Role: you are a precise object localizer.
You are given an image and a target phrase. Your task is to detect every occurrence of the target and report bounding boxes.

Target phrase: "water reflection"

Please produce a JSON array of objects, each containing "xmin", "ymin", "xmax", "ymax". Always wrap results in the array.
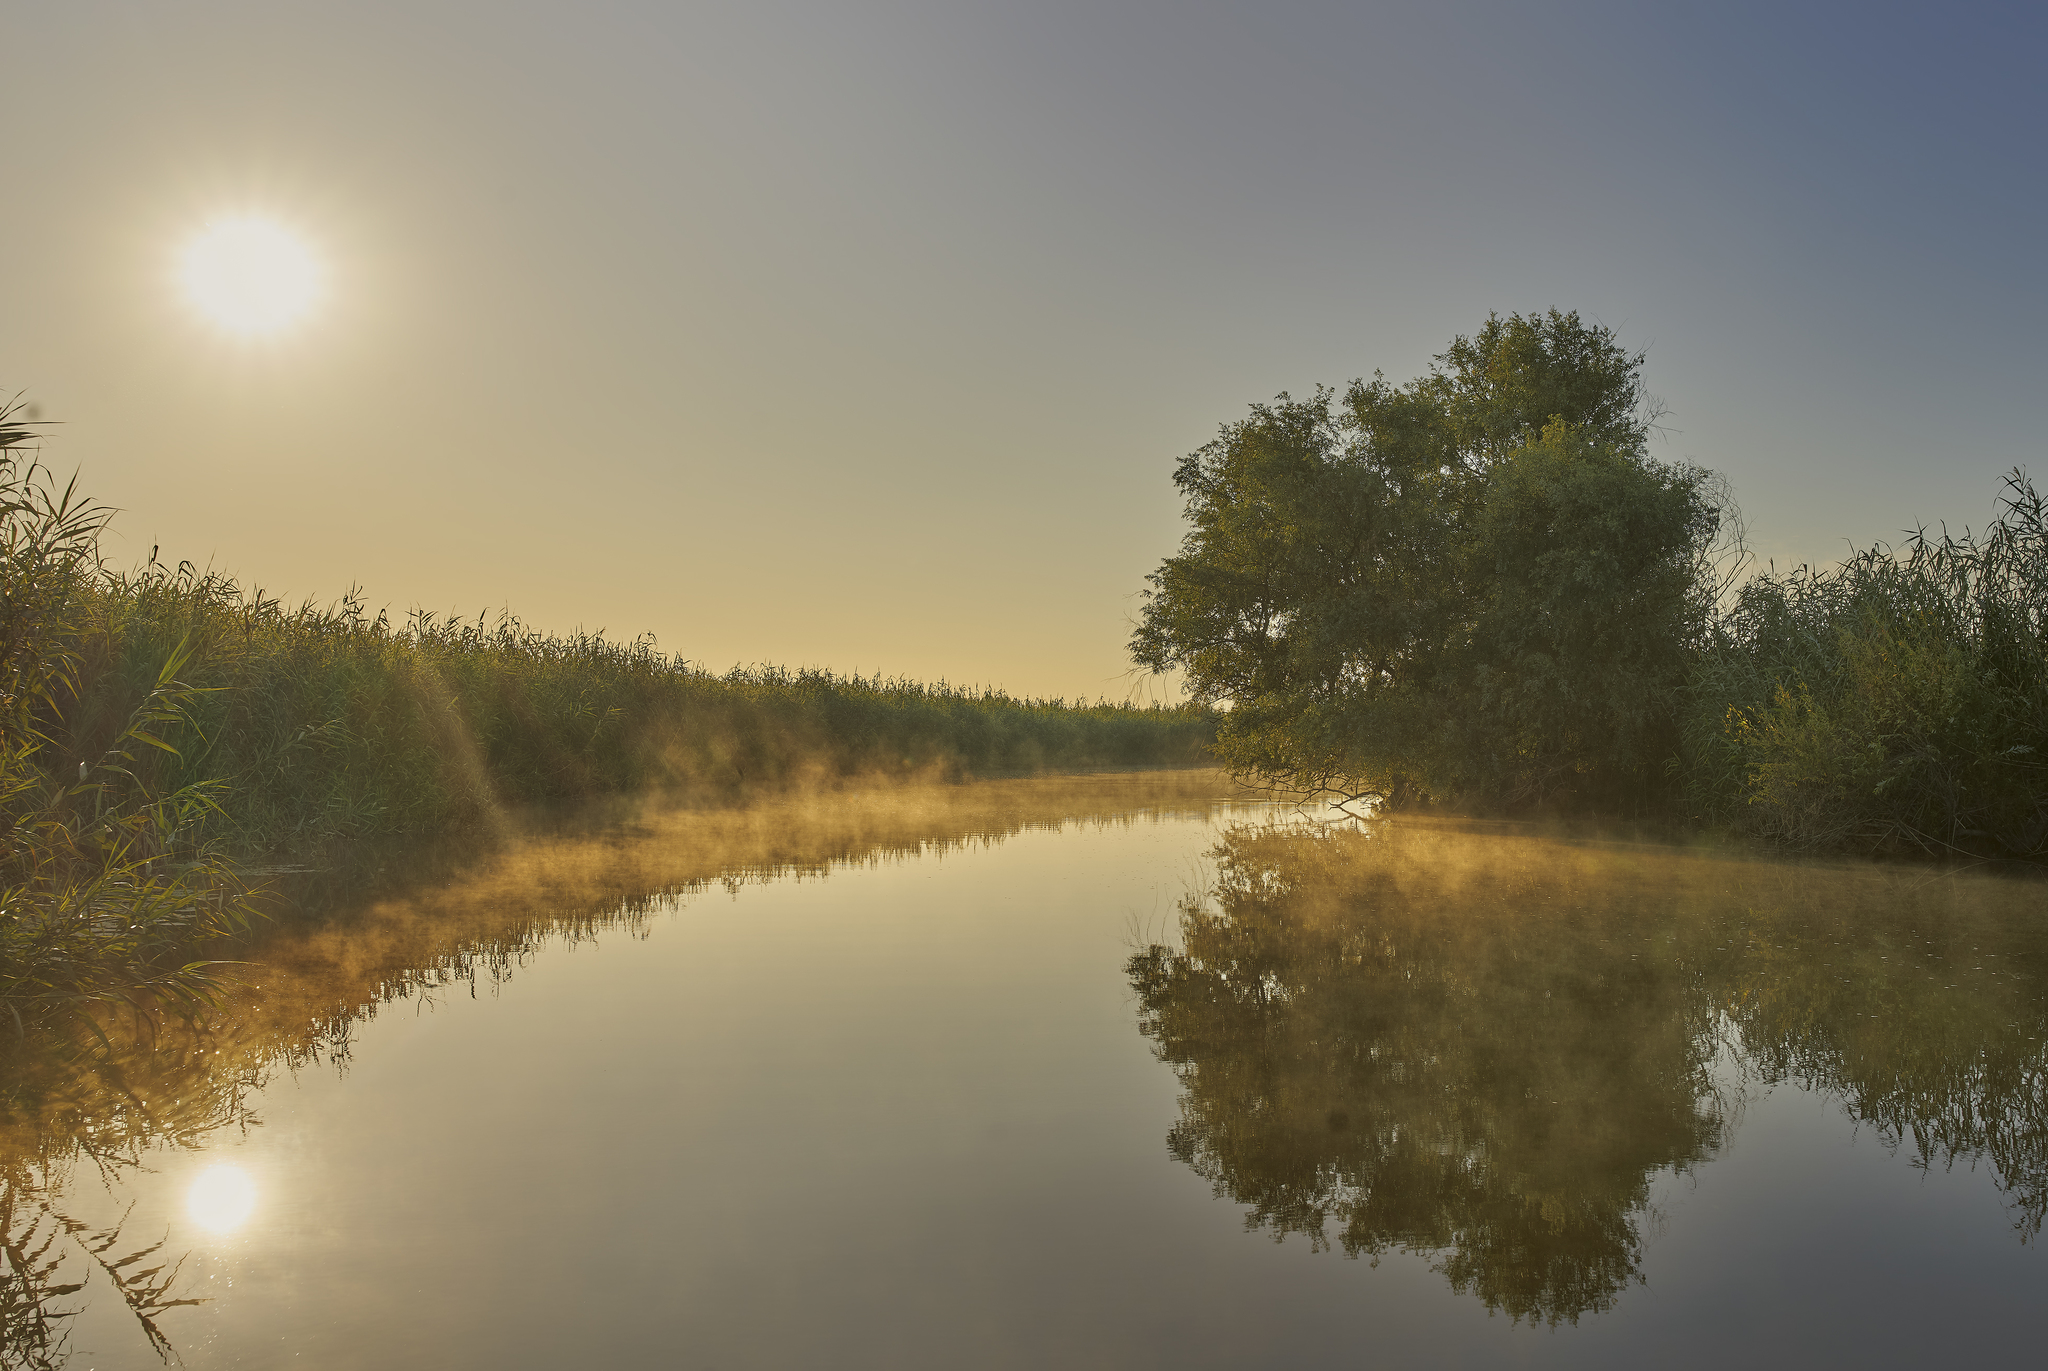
[
  {"xmin": 1128, "ymin": 819, "xmax": 2048, "ymax": 1326},
  {"xmin": 8, "ymin": 779, "xmax": 2043, "ymax": 1364},
  {"xmin": 0, "ymin": 771, "xmax": 1231, "ymax": 1365},
  {"xmin": 187, "ymin": 1165, "xmax": 257, "ymax": 1232},
  {"xmin": 0, "ymin": 1171, "xmax": 201, "ymax": 1370}
]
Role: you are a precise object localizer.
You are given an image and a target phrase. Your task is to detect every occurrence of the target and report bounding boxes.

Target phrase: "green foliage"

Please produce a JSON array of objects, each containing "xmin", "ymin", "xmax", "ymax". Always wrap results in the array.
[
  {"xmin": 1133, "ymin": 310, "xmax": 1719, "ymax": 813},
  {"xmin": 0, "ymin": 397, "xmax": 1209, "ymax": 1014},
  {"xmin": 0, "ymin": 405, "xmax": 255, "ymax": 1028},
  {"xmin": 0, "ymin": 411, "xmax": 1210, "ymax": 864},
  {"xmin": 61, "ymin": 568, "xmax": 1213, "ymax": 854},
  {"xmin": 1446, "ymin": 420, "xmax": 1717, "ymax": 807},
  {"xmin": 1134, "ymin": 309, "xmax": 2048, "ymax": 852},
  {"xmin": 1689, "ymin": 471, "xmax": 2048, "ymax": 856}
]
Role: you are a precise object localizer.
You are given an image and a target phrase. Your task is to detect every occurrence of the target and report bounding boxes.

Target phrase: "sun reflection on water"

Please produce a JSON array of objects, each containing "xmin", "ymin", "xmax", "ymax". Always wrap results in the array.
[{"xmin": 187, "ymin": 1164, "xmax": 258, "ymax": 1233}]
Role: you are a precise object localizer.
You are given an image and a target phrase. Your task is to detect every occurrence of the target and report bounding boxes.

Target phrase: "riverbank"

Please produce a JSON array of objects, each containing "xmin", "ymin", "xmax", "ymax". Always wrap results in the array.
[
  {"xmin": 0, "ymin": 409, "xmax": 1214, "ymax": 1022},
  {"xmin": 68, "ymin": 563, "xmax": 1216, "ymax": 854}
]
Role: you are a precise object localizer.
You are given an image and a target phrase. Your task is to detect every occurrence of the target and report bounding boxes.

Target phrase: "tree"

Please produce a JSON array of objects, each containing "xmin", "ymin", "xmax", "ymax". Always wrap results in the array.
[{"xmin": 1131, "ymin": 310, "xmax": 1719, "ymax": 812}]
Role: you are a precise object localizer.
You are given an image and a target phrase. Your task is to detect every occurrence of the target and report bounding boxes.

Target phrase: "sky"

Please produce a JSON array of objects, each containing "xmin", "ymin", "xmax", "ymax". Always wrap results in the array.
[{"xmin": 4, "ymin": 1, "xmax": 2043, "ymax": 700}]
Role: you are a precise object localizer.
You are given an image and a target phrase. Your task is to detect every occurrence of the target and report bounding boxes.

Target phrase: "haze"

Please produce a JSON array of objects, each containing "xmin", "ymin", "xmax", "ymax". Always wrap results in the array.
[{"xmin": 3, "ymin": 1, "xmax": 2040, "ymax": 698}]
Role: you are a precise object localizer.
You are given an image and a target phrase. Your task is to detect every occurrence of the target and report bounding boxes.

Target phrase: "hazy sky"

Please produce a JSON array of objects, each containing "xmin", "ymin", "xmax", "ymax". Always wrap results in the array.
[{"xmin": 6, "ymin": 1, "xmax": 2042, "ymax": 699}]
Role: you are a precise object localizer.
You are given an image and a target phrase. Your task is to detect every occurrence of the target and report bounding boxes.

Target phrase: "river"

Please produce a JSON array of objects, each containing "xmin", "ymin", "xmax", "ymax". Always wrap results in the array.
[{"xmin": 2, "ymin": 771, "xmax": 2041, "ymax": 1368}]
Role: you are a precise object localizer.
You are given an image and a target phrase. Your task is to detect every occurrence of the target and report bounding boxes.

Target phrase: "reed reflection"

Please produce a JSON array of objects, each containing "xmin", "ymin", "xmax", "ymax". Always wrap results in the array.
[
  {"xmin": 0, "ymin": 1164, "xmax": 203, "ymax": 1370},
  {"xmin": 0, "ymin": 771, "xmax": 1230, "ymax": 1365},
  {"xmin": 1128, "ymin": 820, "xmax": 2048, "ymax": 1326}
]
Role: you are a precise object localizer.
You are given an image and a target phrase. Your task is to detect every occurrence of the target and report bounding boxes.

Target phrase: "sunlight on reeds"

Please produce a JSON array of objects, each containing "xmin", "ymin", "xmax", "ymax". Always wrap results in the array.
[
  {"xmin": 2, "ymin": 402, "xmax": 259, "ymax": 1031},
  {"xmin": 0, "ymin": 405, "xmax": 1214, "ymax": 1020}
]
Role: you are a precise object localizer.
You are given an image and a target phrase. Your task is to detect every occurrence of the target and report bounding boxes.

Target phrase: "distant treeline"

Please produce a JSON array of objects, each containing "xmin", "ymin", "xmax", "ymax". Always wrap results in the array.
[
  {"xmin": 0, "ymin": 404, "xmax": 1210, "ymax": 1017},
  {"xmin": 1134, "ymin": 310, "xmax": 2048, "ymax": 860}
]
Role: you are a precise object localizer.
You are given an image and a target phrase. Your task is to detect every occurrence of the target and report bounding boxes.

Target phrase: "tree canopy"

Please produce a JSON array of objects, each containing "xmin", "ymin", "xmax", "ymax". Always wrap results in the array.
[{"xmin": 1132, "ymin": 310, "xmax": 1721, "ymax": 812}]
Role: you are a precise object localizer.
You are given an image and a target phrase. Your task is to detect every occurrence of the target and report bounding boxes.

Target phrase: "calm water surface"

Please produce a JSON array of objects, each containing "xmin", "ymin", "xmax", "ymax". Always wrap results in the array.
[{"xmin": 3, "ymin": 772, "xmax": 2042, "ymax": 1368}]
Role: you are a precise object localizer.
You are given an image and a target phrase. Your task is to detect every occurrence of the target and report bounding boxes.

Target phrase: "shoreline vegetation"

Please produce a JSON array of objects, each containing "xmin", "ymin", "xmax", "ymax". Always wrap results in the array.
[
  {"xmin": 8, "ymin": 305, "xmax": 2046, "ymax": 1020},
  {"xmin": 0, "ymin": 404, "xmax": 1212, "ymax": 1022},
  {"xmin": 1133, "ymin": 310, "xmax": 2047, "ymax": 862}
]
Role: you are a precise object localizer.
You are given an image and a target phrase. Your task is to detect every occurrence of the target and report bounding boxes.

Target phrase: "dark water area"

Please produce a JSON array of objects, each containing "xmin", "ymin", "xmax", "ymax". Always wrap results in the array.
[{"xmin": 2, "ymin": 774, "xmax": 2042, "ymax": 1368}]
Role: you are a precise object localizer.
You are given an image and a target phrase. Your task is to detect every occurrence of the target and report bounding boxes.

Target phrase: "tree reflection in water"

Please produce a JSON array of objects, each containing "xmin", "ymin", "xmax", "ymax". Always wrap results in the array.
[{"xmin": 1129, "ymin": 819, "xmax": 2048, "ymax": 1326}]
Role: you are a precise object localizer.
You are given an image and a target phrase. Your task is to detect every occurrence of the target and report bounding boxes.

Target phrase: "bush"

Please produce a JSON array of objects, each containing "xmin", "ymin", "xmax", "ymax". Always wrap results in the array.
[{"xmin": 1690, "ymin": 470, "xmax": 2048, "ymax": 856}]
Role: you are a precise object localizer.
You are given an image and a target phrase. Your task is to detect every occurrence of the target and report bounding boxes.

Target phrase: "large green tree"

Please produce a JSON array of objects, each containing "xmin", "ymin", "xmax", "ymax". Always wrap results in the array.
[{"xmin": 1131, "ymin": 310, "xmax": 1720, "ymax": 812}]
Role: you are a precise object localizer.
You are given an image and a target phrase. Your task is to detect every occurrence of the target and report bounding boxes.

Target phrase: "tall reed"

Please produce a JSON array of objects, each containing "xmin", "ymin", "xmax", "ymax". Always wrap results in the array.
[
  {"xmin": 0, "ymin": 405, "xmax": 255, "ymax": 1027},
  {"xmin": 0, "ymin": 402, "xmax": 1209, "ymax": 871},
  {"xmin": 62, "ymin": 563, "xmax": 1214, "ymax": 856},
  {"xmin": 1688, "ymin": 470, "xmax": 2048, "ymax": 856}
]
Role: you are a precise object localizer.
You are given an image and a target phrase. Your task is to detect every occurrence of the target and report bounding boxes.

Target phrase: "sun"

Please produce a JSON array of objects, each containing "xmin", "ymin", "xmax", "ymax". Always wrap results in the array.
[{"xmin": 178, "ymin": 216, "xmax": 326, "ymax": 338}]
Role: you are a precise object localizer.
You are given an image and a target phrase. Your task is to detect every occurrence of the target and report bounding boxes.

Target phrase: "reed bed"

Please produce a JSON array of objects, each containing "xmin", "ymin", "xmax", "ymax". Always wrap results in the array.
[
  {"xmin": 66, "ymin": 564, "xmax": 1214, "ymax": 854},
  {"xmin": 1687, "ymin": 469, "xmax": 2048, "ymax": 857},
  {"xmin": 0, "ymin": 406, "xmax": 1211, "ymax": 1019}
]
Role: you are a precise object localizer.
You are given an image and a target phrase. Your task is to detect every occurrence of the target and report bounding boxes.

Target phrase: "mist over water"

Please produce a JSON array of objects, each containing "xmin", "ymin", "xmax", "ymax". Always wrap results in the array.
[
  {"xmin": 3, "ymin": 775, "xmax": 2042, "ymax": 1368},
  {"xmin": 1131, "ymin": 819, "xmax": 2048, "ymax": 1329}
]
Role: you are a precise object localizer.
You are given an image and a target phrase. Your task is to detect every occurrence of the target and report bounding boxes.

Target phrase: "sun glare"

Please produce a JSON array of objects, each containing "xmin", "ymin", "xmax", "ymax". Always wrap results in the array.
[
  {"xmin": 178, "ymin": 216, "xmax": 325, "ymax": 337},
  {"xmin": 186, "ymin": 1163, "xmax": 259, "ymax": 1233}
]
